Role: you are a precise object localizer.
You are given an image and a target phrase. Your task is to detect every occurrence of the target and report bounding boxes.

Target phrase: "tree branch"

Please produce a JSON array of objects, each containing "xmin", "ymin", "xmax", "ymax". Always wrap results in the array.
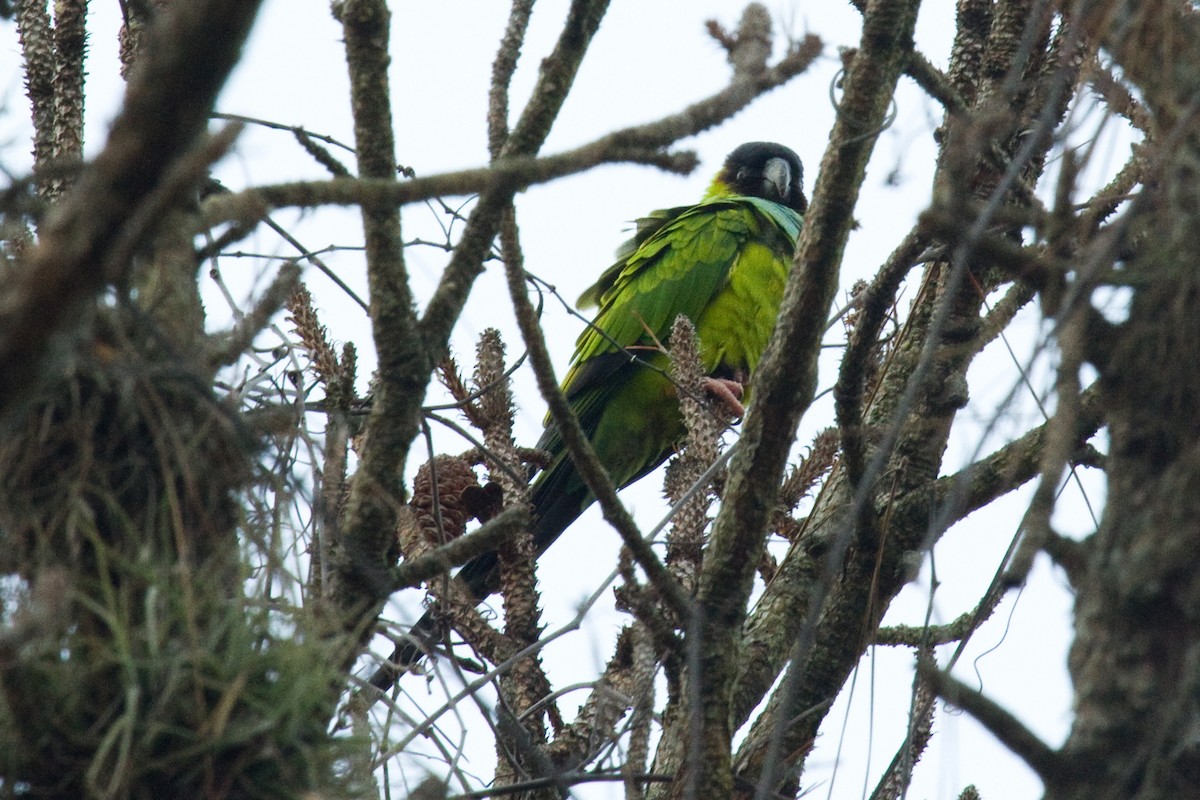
[
  {"xmin": 836, "ymin": 229, "xmax": 927, "ymax": 488},
  {"xmin": 0, "ymin": 0, "xmax": 265, "ymax": 416},
  {"xmin": 487, "ymin": 0, "xmax": 534, "ymax": 159},
  {"xmin": 199, "ymin": 145, "xmax": 698, "ymax": 227},
  {"xmin": 686, "ymin": 1, "xmax": 922, "ymax": 795},
  {"xmin": 392, "ymin": 507, "xmax": 530, "ymax": 591},
  {"xmin": 922, "ymin": 664, "xmax": 1072, "ymax": 788},
  {"xmin": 498, "ymin": 209, "xmax": 693, "ymax": 622},
  {"xmin": 331, "ymin": 0, "xmax": 424, "ymax": 627},
  {"xmin": 414, "ymin": 11, "xmax": 821, "ymax": 369},
  {"xmin": 915, "ymin": 383, "xmax": 1103, "ymax": 528}
]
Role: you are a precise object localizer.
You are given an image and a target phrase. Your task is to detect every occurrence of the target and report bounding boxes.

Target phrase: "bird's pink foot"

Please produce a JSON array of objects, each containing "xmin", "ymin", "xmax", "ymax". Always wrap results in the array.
[{"xmin": 703, "ymin": 377, "xmax": 746, "ymax": 417}]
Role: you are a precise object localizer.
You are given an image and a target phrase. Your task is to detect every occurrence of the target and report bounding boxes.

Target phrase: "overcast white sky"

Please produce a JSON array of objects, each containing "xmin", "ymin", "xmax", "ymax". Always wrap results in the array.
[{"xmin": 0, "ymin": 2, "xmax": 1130, "ymax": 798}]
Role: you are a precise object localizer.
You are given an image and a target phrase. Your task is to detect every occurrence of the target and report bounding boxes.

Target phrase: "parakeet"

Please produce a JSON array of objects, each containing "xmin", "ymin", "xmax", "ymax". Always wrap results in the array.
[{"xmin": 392, "ymin": 141, "xmax": 806, "ymax": 674}]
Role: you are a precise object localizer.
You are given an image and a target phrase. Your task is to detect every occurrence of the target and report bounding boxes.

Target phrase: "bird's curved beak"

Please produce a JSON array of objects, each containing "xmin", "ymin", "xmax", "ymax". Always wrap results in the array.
[{"xmin": 762, "ymin": 157, "xmax": 792, "ymax": 202}]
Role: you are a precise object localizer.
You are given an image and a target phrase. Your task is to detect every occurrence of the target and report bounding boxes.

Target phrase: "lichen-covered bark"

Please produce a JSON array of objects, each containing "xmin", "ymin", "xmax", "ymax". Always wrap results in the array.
[
  {"xmin": 675, "ymin": 2, "xmax": 923, "ymax": 796},
  {"xmin": 715, "ymin": 2, "xmax": 1099, "ymax": 795},
  {"xmin": 1054, "ymin": 4, "xmax": 1200, "ymax": 796}
]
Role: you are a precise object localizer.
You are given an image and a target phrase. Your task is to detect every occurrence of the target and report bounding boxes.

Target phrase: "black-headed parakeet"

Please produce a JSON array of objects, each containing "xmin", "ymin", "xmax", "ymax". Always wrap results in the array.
[{"xmin": 456, "ymin": 140, "xmax": 807, "ymax": 601}]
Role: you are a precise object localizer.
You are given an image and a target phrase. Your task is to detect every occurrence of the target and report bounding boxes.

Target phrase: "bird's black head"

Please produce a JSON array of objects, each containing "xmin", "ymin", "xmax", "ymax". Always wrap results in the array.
[{"xmin": 716, "ymin": 141, "xmax": 807, "ymax": 214}]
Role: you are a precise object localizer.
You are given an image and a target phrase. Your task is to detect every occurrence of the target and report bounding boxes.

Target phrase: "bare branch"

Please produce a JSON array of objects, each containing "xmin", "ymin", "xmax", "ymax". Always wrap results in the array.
[
  {"xmin": 487, "ymin": 0, "xmax": 534, "ymax": 158},
  {"xmin": 207, "ymin": 260, "xmax": 302, "ymax": 369},
  {"xmin": 499, "ymin": 207, "xmax": 693, "ymax": 621},
  {"xmin": 414, "ymin": 3, "xmax": 821, "ymax": 375},
  {"xmin": 691, "ymin": 1, "xmax": 923, "ymax": 794},
  {"xmin": 392, "ymin": 507, "xmax": 530, "ymax": 591},
  {"xmin": 836, "ymin": 229, "xmax": 927, "ymax": 488},
  {"xmin": 15, "ymin": 0, "xmax": 56, "ymax": 195},
  {"xmin": 923, "ymin": 663, "xmax": 1071, "ymax": 788},
  {"xmin": 51, "ymin": 0, "xmax": 86, "ymax": 168}
]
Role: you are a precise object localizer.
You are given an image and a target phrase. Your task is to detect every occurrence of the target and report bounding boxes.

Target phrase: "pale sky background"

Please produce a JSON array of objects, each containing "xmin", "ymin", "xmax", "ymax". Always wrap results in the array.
[{"xmin": 0, "ymin": 2, "xmax": 1130, "ymax": 798}]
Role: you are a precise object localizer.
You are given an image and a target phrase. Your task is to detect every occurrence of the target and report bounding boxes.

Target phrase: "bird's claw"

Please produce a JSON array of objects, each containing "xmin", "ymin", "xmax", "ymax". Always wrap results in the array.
[{"xmin": 703, "ymin": 377, "xmax": 746, "ymax": 417}]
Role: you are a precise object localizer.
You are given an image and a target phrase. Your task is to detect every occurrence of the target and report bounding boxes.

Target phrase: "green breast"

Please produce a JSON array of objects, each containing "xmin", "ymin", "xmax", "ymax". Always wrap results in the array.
[{"xmin": 693, "ymin": 239, "xmax": 791, "ymax": 380}]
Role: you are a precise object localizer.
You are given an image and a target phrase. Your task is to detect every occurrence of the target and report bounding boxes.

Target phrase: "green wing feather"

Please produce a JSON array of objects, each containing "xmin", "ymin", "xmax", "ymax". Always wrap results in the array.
[{"xmin": 566, "ymin": 195, "xmax": 801, "ymax": 390}]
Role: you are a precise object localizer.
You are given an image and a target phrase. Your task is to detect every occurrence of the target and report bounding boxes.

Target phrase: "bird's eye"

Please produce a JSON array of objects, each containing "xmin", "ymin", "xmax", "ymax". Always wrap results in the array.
[{"xmin": 736, "ymin": 167, "xmax": 751, "ymax": 183}]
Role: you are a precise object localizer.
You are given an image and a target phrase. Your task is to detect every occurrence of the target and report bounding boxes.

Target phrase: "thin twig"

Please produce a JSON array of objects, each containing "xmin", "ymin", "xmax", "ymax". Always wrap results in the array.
[
  {"xmin": 392, "ymin": 507, "xmax": 530, "ymax": 591},
  {"xmin": 498, "ymin": 207, "xmax": 693, "ymax": 622},
  {"xmin": 921, "ymin": 664, "xmax": 1070, "ymax": 786}
]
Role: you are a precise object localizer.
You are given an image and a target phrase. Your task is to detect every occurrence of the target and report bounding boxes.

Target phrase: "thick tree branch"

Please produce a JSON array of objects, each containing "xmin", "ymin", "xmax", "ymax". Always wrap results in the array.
[
  {"xmin": 848, "ymin": 0, "xmax": 965, "ymax": 112},
  {"xmin": 916, "ymin": 383, "xmax": 1103, "ymax": 527},
  {"xmin": 51, "ymin": 0, "xmax": 86, "ymax": 169},
  {"xmin": 15, "ymin": 0, "xmax": 56, "ymax": 194},
  {"xmin": 683, "ymin": 2, "xmax": 921, "ymax": 796},
  {"xmin": 332, "ymin": 0, "xmax": 424, "ymax": 625},
  {"xmin": 836, "ymin": 229, "xmax": 927, "ymax": 488}
]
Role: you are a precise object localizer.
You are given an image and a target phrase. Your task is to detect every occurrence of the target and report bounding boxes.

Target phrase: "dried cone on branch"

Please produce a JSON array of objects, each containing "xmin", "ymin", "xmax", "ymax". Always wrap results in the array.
[{"xmin": 398, "ymin": 455, "xmax": 483, "ymax": 561}]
